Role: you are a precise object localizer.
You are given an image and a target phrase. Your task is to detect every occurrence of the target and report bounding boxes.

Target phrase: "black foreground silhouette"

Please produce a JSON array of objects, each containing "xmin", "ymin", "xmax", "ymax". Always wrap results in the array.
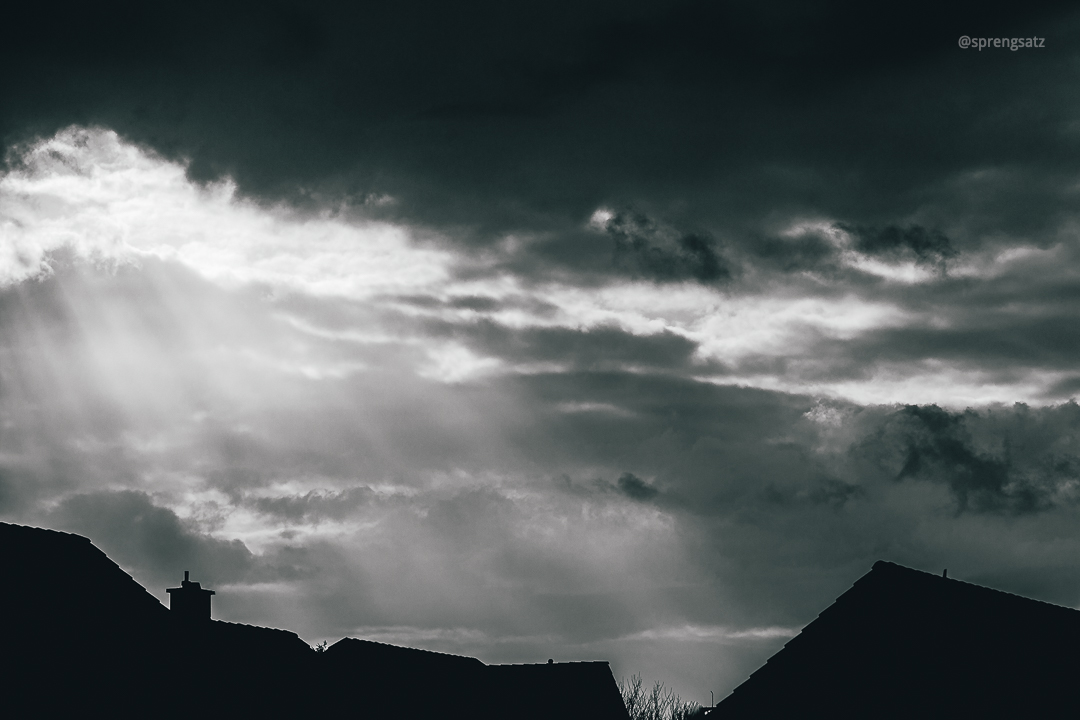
[
  {"xmin": 713, "ymin": 560, "xmax": 1079, "ymax": 719},
  {"xmin": 0, "ymin": 522, "xmax": 628, "ymax": 719}
]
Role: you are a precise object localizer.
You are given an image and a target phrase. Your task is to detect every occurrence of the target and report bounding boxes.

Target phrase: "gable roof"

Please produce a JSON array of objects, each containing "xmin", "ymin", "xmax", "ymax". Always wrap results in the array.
[
  {"xmin": 0, "ymin": 521, "xmax": 169, "ymax": 629},
  {"xmin": 714, "ymin": 561, "xmax": 1080, "ymax": 719}
]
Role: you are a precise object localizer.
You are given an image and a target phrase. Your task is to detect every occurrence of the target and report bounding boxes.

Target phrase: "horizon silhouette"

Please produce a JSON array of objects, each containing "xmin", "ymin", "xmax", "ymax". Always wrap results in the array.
[
  {"xmin": 0, "ymin": 521, "xmax": 630, "ymax": 719},
  {"xmin": 6, "ymin": 519, "xmax": 1078, "ymax": 718}
]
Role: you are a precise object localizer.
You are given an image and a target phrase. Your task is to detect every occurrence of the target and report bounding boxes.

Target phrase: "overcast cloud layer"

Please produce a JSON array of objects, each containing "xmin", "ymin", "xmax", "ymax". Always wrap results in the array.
[{"xmin": 3, "ymin": 0, "xmax": 1080, "ymax": 703}]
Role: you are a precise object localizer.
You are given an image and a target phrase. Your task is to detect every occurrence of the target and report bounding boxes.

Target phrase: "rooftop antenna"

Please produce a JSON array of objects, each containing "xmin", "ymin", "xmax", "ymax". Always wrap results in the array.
[
  {"xmin": 711, "ymin": 691, "xmax": 714, "ymax": 707},
  {"xmin": 942, "ymin": 569, "xmax": 948, "ymax": 578}
]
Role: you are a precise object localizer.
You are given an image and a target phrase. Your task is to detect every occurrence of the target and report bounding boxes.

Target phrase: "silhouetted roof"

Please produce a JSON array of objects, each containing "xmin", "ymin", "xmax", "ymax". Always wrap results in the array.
[
  {"xmin": 0, "ymin": 521, "xmax": 629, "ymax": 720},
  {"xmin": 318, "ymin": 640, "xmax": 628, "ymax": 719},
  {"xmin": 0, "ymin": 521, "xmax": 169, "ymax": 627},
  {"xmin": 485, "ymin": 661, "xmax": 629, "ymax": 720},
  {"xmin": 1, "ymin": 522, "xmax": 315, "ymax": 717},
  {"xmin": 714, "ymin": 561, "xmax": 1080, "ymax": 719},
  {"xmin": 325, "ymin": 636, "xmax": 487, "ymax": 671}
]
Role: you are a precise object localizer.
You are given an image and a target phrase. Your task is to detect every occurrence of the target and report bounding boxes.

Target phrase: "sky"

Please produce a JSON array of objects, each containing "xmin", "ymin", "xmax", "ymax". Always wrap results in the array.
[{"xmin": 3, "ymin": 0, "xmax": 1080, "ymax": 704}]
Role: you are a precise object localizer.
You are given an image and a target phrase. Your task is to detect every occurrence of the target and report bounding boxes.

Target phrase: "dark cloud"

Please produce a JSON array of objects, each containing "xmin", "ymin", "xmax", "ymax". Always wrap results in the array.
[
  {"xmin": 749, "ymin": 233, "xmax": 838, "ymax": 273},
  {"xmin": 48, "ymin": 490, "xmax": 254, "ymax": 587},
  {"xmin": 510, "ymin": 371, "xmax": 820, "ymax": 489},
  {"xmin": 1047, "ymin": 375, "xmax": 1080, "ymax": 398},
  {"xmin": 808, "ymin": 478, "xmax": 864, "ymax": 507},
  {"xmin": 891, "ymin": 406, "xmax": 1032, "ymax": 513},
  {"xmin": 603, "ymin": 212, "xmax": 731, "ymax": 283},
  {"xmin": 250, "ymin": 487, "xmax": 375, "ymax": 523},
  {"xmin": 740, "ymin": 222, "xmax": 958, "ymax": 281},
  {"xmin": 850, "ymin": 403, "xmax": 1080, "ymax": 515},
  {"xmin": 3, "ymin": 0, "xmax": 1074, "ymax": 260},
  {"xmin": 762, "ymin": 476, "xmax": 863, "ymax": 509},
  {"xmin": 818, "ymin": 316, "xmax": 1080, "ymax": 383},
  {"xmin": 461, "ymin": 321, "xmax": 701, "ymax": 372},
  {"xmin": 617, "ymin": 473, "xmax": 659, "ymax": 501},
  {"xmin": 842, "ymin": 224, "xmax": 958, "ymax": 266}
]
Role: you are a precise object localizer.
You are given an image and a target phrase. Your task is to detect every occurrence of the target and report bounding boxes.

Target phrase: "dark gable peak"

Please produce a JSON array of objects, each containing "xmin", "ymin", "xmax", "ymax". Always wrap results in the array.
[{"xmin": 715, "ymin": 560, "xmax": 1080, "ymax": 719}]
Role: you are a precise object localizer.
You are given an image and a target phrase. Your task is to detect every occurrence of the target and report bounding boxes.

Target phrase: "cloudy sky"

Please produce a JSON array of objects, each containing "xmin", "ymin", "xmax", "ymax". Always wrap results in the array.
[{"xmin": 4, "ymin": 0, "xmax": 1080, "ymax": 702}]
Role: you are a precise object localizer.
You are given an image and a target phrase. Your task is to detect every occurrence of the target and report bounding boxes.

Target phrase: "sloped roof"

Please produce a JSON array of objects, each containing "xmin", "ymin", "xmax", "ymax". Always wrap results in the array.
[
  {"xmin": 325, "ymin": 636, "xmax": 487, "ymax": 672},
  {"xmin": 714, "ymin": 561, "xmax": 1080, "ymax": 719},
  {"xmin": 484, "ymin": 661, "xmax": 629, "ymax": 720},
  {"xmin": 0, "ymin": 521, "xmax": 169, "ymax": 629}
]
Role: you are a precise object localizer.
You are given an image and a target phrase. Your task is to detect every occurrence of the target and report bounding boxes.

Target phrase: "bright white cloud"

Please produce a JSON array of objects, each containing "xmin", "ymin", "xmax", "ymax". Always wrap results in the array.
[
  {"xmin": 0, "ymin": 126, "xmax": 452, "ymax": 297},
  {"xmin": 620, "ymin": 625, "xmax": 800, "ymax": 642},
  {"xmin": 418, "ymin": 343, "xmax": 504, "ymax": 383}
]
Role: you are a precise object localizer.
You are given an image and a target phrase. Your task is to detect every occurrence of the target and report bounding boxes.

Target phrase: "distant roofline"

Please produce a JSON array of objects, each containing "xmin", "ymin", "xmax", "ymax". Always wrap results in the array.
[
  {"xmin": 490, "ymin": 661, "xmax": 612, "ymax": 667},
  {"xmin": 329, "ymin": 638, "xmax": 611, "ymax": 668},
  {"xmin": 330, "ymin": 637, "xmax": 485, "ymax": 663}
]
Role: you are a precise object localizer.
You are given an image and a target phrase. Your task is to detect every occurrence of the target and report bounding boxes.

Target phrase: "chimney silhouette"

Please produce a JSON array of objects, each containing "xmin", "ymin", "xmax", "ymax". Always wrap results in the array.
[{"xmin": 166, "ymin": 570, "xmax": 215, "ymax": 621}]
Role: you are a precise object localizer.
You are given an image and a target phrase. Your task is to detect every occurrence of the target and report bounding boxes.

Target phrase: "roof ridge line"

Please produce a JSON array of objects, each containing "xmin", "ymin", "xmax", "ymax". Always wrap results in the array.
[{"xmin": 870, "ymin": 560, "xmax": 1080, "ymax": 614}]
